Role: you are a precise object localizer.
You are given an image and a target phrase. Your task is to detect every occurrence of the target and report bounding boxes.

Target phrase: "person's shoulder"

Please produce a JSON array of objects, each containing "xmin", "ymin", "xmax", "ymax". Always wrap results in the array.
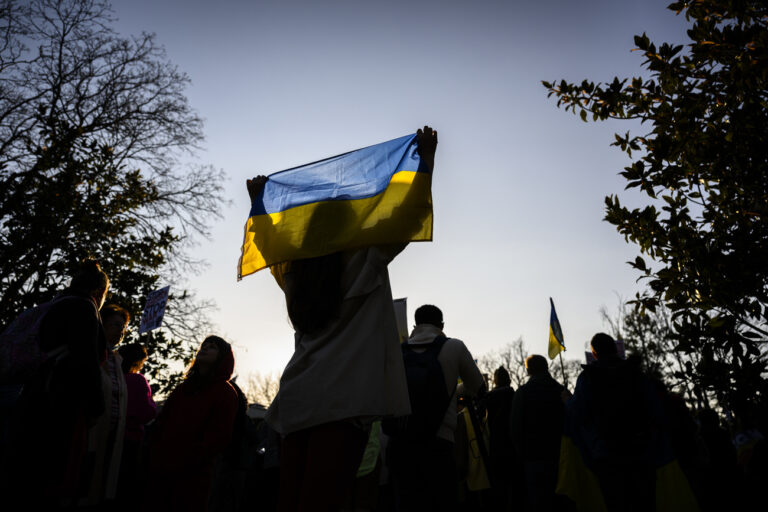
[
  {"xmin": 488, "ymin": 386, "xmax": 515, "ymax": 401},
  {"xmin": 443, "ymin": 336, "xmax": 467, "ymax": 349},
  {"xmin": 545, "ymin": 374, "xmax": 566, "ymax": 392},
  {"xmin": 125, "ymin": 372, "xmax": 150, "ymax": 386},
  {"xmin": 215, "ymin": 380, "xmax": 239, "ymax": 401},
  {"xmin": 49, "ymin": 292, "xmax": 95, "ymax": 315},
  {"xmin": 516, "ymin": 379, "xmax": 531, "ymax": 392},
  {"xmin": 574, "ymin": 368, "xmax": 591, "ymax": 387},
  {"xmin": 438, "ymin": 337, "xmax": 468, "ymax": 358},
  {"xmin": 443, "ymin": 337, "xmax": 477, "ymax": 361},
  {"xmin": 367, "ymin": 243, "xmax": 407, "ymax": 265},
  {"xmin": 218, "ymin": 381, "xmax": 241, "ymax": 411}
]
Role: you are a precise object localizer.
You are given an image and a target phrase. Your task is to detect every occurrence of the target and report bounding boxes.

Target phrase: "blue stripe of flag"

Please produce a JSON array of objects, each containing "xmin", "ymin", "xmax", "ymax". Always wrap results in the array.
[{"xmin": 249, "ymin": 133, "xmax": 427, "ymax": 216}]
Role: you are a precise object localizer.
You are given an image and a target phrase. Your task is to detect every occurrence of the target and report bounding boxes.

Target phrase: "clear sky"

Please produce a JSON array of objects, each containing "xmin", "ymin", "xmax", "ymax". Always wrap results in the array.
[{"xmin": 110, "ymin": 0, "xmax": 690, "ymax": 379}]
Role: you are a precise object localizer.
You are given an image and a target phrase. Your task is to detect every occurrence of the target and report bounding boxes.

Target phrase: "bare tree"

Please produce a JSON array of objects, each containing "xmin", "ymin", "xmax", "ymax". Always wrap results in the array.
[
  {"xmin": 601, "ymin": 298, "xmax": 707, "ymax": 408},
  {"xmin": 245, "ymin": 372, "xmax": 281, "ymax": 407},
  {"xmin": 558, "ymin": 358, "xmax": 582, "ymax": 392},
  {"xmin": 477, "ymin": 337, "xmax": 581, "ymax": 390},
  {"xmin": 0, "ymin": 0, "xmax": 225, "ymax": 391},
  {"xmin": 478, "ymin": 337, "xmax": 529, "ymax": 389}
]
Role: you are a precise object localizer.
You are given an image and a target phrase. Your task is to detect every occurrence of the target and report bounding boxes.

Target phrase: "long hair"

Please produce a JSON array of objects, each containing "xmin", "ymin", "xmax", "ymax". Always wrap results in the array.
[
  {"xmin": 184, "ymin": 335, "xmax": 234, "ymax": 392},
  {"xmin": 285, "ymin": 252, "xmax": 344, "ymax": 334},
  {"xmin": 101, "ymin": 303, "xmax": 130, "ymax": 324},
  {"xmin": 494, "ymin": 366, "xmax": 511, "ymax": 388},
  {"xmin": 118, "ymin": 343, "xmax": 148, "ymax": 374},
  {"xmin": 70, "ymin": 259, "xmax": 109, "ymax": 294}
]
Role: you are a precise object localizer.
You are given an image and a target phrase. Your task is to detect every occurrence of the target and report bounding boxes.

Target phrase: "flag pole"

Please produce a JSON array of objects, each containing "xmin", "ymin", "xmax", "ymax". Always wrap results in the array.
[{"xmin": 558, "ymin": 351, "xmax": 568, "ymax": 391}]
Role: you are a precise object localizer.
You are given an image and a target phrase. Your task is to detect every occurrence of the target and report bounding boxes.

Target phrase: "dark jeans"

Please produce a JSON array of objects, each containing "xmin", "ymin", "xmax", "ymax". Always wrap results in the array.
[
  {"xmin": 388, "ymin": 436, "xmax": 458, "ymax": 512},
  {"xmin": 523, "ymin": 459, "xmax": 558, "ymax": 512}
]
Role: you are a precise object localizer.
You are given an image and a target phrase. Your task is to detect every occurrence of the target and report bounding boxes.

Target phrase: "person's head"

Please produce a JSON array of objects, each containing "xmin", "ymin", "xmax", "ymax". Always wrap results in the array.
[
  {"xmin": 300, "ymin": 201, "xmax": 357, "ymax": 251},
  {"xmin": 101, "ymin": 303, "xmax": 130, "ymax": 349},
  {"xmin": 285, "ymin": 252, "xmax": 344, "ymax": 334},
  {"xmin": 590, "ymin": 332, "xmax": 618, "ymax": 360},
  {"xmin": 70, "ymin": 259, "xmax": 109, "ymax": 308},
  {"xmin": 185, "ymin": 335, "xmax": 235, "ymax": 389},
  {"xmin": 118, "ymin": 343, "xmax": 148, "ymax": 374},
  {"xmin": 283, "ymin": 201, "xmax": 358, "ymax": 335},
  {"xmin": 493, "ymin": 366, "xmax": 511, "ymax": 388},
  {"xmin": 525, "ymin": 354, "xmax": 549, "ymax": 377},
  {"xmin": 414, "ymin": 304, "xmax": 443, "ymax": 329}
]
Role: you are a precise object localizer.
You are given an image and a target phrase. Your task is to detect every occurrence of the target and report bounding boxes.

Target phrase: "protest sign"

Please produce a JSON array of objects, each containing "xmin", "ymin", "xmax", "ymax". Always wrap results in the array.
[
  {"xmin": 138, "ymin": 286, "xmax": 170, "ymax": 334},
  {"xmin": 393, "ymin": 298, "xmax": 408, "ymax": 343}
]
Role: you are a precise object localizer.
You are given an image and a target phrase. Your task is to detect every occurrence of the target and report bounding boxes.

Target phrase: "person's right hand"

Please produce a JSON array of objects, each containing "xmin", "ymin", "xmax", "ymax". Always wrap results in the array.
[{"xmin": 247, "ymin": 175, "xmax": 268, "ymax": 202}]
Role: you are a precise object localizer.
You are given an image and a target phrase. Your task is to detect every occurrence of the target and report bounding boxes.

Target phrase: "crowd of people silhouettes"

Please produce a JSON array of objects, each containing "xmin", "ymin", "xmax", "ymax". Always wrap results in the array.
[{"xmin": 0, "ymin": 126, "xmax": 765, "ymax": 511}]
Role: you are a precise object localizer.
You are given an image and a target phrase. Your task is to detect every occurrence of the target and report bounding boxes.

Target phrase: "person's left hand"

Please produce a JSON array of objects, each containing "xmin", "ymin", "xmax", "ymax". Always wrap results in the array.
[{"xmin": 247, "ymin": 175, "xmax": 268, "ymax": 202}]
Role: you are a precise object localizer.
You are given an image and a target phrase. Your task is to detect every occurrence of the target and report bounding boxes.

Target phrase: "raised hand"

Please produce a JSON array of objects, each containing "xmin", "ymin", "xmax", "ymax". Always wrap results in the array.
[
  {"xmin": 416, "ymin": 125, "xmax": 438, "ymax": 172},
  {"xmin": 246, "ymin": 175, "xmax": 268, "ymax": 202}
]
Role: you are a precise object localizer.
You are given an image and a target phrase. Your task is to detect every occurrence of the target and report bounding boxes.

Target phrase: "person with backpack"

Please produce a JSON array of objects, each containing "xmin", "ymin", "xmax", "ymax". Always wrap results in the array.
[
  {"xmin": 386, "ymin": 304, "xmax": 484, "ymax": 512},
  {"xmin": 1, "ymin": 259, "xmax": 110, "ymax": 508}
]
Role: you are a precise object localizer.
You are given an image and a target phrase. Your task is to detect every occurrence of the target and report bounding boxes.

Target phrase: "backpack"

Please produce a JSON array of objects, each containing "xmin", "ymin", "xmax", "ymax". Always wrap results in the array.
[
  {"xmin": 382, "ymin": 335, "xmax": 451, "ymax": 441},
  {"xmin": 0, "ymin": 297, "xmax": 71, "ymax": 384}
]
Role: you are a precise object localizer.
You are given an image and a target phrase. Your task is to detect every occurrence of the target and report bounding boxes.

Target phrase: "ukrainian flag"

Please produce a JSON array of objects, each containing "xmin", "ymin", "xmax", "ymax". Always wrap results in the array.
[
  {"xmin": 556, "ymin": 373, "xmax": 700, "ymax": 511},
  {"xmin": 548, "ymin": 297, "xmax": 565, "ymax": 359},
  {"xmin": 238, "ymin": 133, "xmax": 433, "ymax": 279}
]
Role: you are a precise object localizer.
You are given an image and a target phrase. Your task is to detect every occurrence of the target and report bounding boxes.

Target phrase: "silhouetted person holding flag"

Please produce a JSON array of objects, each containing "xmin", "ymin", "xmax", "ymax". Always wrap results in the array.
[{"xmin": 245, "ymin": 127, "xmax": 438, "ymax": 512}]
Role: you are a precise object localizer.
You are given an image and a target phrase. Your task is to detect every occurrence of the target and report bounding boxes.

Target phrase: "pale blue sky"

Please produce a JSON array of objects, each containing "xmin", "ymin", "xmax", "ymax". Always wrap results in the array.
[{"xmin": 111, "ymin": 0, "xmax": 690, "ymax": 377}]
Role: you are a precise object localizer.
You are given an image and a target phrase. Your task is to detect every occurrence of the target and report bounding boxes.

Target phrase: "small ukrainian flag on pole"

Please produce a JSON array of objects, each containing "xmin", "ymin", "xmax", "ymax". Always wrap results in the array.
[{"xmin": 548, "ymin": 297, "xmax": 565, "ymax": 359}]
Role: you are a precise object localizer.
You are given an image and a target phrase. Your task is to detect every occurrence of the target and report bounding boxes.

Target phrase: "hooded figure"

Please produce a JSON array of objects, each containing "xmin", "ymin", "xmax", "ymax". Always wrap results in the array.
[{"xmin": 146, "ymin": 336, "xmax": 238, "ymax": 512}]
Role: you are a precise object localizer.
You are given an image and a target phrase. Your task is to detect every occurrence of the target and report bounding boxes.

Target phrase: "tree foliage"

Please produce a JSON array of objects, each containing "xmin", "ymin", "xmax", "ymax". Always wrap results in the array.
[
  {"xmin": 0, "ymin": 0, "xmax": 225, "ymax": 393},
  {"xmin": 544, "ymin": 0, "xmax": 768, "ymax": 418}
]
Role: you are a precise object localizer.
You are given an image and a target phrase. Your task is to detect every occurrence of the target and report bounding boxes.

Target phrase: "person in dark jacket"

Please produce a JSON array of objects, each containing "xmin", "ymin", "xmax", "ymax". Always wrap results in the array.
[
  {"xmin": 481, "ymin": 366, "xmax": 517, "ymax": 511},
  {"xmin": 208, "ymin": 379, "xmax": 250, "ymax": 512},
  {"xmin": 4, "ymin": 259, "xmax": 110, "ymax": 509},
  {"xmin": 509, "ymin": 354, "xmax": 565, "ymax": 512},
  {"xmin": 146, "ymin": 335, "xmax": 238, "ymax": 512},
  {"xmin": 566, "ymin": 333, "xmax": 662, "ymax": 512}
]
